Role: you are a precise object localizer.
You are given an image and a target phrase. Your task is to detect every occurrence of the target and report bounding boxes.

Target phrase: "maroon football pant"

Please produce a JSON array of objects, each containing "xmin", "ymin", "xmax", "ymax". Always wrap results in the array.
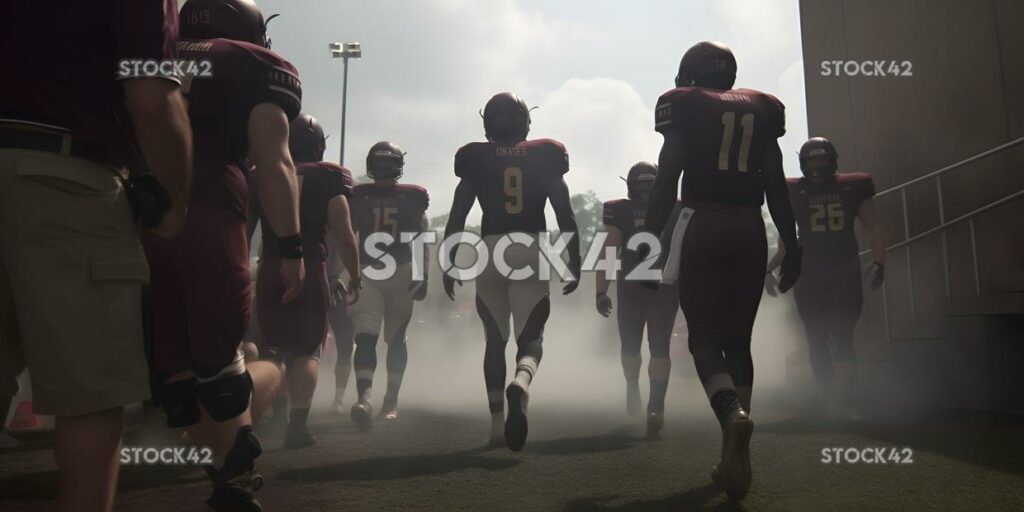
[
  {"xmin": 675, "ymin": 204, "xmax": 764, "ymax": 417},
  {"xmin": 143, "ymin": 204, "xmax": 251, "ymax": 377},
  {"xmin": 794, "ymin": 259, "xmax": 863, "ymax": 387},
  {"xmin": 676, "ymin": 204, "xmax": 767, "ymax": 338},
  {"xmin": 256, "ymin": 259, "xmax": 329, "ymax": 360},
  {"xmin": 616, "ymin": 282, "xmax": 678, "ymax": 358}
]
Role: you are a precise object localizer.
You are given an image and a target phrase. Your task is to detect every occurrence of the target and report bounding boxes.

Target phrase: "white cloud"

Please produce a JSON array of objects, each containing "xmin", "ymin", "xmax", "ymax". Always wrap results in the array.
[{"xmin": 534, "ymin": 78, "xmax": 661, "ymax": 200}]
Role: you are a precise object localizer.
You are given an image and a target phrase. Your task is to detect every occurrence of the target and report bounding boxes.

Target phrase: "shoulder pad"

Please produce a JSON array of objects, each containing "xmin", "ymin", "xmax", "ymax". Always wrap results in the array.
[
  {"xmin": 655, "ymin": 87, "xmax": 699, "ymax": 133},
  {"xmin": 454, "ymin": 142, "xmax": 489, "ymax": 178},
  {"xmin": 231, "ymin": 41, "xmax": 302, "ymax": 121}
]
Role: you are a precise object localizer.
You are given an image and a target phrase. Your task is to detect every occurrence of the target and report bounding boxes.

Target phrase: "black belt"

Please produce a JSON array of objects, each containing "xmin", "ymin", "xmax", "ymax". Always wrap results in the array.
[{"xmin": 0, "ymin": 126, "xmax": 93, "ymax": 160}]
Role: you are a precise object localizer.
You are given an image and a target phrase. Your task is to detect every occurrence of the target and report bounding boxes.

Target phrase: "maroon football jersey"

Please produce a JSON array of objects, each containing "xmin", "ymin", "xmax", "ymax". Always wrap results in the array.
[
  {"xmin": 603, "ymin": 199, "xmax": 646, "ymax": 275},
  {"xmin": 655, "ymin": 87, "xmax": 785, "ymax": 207},
  {"xmin": 787, "ymin": 173, "xmax": 875, "ymax": 262},
  {"xmin": 256, "ymin": 162, "xmax": 352, "ymax": 262},
  {"xmin": 350, "ymin": 183, "xmax": 430, "ymax": 266},
  {"xmin": 1, "ymin": 0, "xmax": 178, "ymax": 166},
  {"xmin": 454, "ymin": 139, "xmax": 569, "ymax": 236},
  {"xmin": 178, "ymin": 38, "xmax": 301, "ymax": 213}
]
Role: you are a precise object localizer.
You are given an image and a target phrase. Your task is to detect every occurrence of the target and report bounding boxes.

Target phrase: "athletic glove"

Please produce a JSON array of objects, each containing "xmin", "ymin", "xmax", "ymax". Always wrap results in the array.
[
  {"xmin": 596, "ymin": 292, "xmax": 613, "ymax": 318},
  {"xmin": 329, "ymin": 275, "xmax": 347, "ymax": 308},
  {"xmin": 777, "ymin": 246, "xmax": 802, "ymax": 293},
  {"xmin": 764, "ymin": 271, "xmax": 779, "ymax": 297},
  {"xmin": 124, "ymin": 173, "xmax": 172, "ymax": 230},
  {"xmin": 409, "ymin": 279, "xmax": 428, "ymax": 301},
  {"xmin": 864, "ymin": 262, "xmax": 885, "ymax": 291}
]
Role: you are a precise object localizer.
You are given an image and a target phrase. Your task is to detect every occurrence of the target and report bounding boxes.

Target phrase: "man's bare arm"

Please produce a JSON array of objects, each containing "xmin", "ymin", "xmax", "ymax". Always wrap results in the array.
[
  {"xmin": 248, "ymin": 103, "xmax": 300, "ymax": 238},
  {"xmin": 123, "ymin": 78, "xmax": 192, "ymax": 236},
  {"xmin": 327, "ymin": 195, "xmax": 361, "ymax": 287},
  {"xmin": 858, "ymin": 198, "xmax": 886, "ymax": 265},
  {"xmin": 645, "ymin": 136, "xmax": 684, "ymax": 236}
]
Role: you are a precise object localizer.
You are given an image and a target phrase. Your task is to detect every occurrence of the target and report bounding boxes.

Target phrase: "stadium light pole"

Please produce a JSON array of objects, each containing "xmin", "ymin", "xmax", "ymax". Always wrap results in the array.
[{"xmin": 329, "ymin": 41, "xmax": 361, "ymax": 166}]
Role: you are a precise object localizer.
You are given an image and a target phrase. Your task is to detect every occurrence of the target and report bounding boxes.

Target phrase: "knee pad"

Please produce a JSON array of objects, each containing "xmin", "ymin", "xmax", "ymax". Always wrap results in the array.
[
  {"xmin": 515, "ymin": 338, "xmax": 543, "ymax": 364},
  {"xmin": 355, "ymin": 332, "xmax": 379, "ymax": 349},
  {"xmin": 157, "ymin": 377, "xmax": 201, "ymax": 428},
  {"xmin": 195, "ymin": 371, "xmax": 253, "ymax": 422}
]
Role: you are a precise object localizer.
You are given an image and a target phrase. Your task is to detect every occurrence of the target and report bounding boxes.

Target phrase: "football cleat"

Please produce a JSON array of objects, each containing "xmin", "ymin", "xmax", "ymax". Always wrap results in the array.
[
  {"xmin": 504, "ymin": 382, "xmax": 529, "ymax": 452},
  {"xmin": 329, "ymin": 400, "xmax": 346, "ymax": 416},
  {"xmin": 205, "ymin": 425, "xmax": 264, "ymax": 511},
  {"xmin": 0, "ymin": 432, "xmax": 19, "ymax": 449},
  {"xmin": 646, "ymin": 412, "xmax": 665, "ymax": 438},
  {"xmin": 378, "ymin": 401, "xmax": 399, "ymax": 422},
  {"xmin": 283, "ymin": 423, "xmax": 316, "ymax": 450},
  {"xmin": 350, "ymin": 401, "xmax": 374, "ymax": 432},
  {"xmin": 717, "ymin": 409, "xmax": 754, "ymax": 500}
]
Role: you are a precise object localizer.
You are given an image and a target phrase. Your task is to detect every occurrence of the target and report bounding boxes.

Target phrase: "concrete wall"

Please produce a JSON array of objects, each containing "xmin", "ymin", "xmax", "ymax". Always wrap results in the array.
[{"xmin": 799, "ymin": 0, "xmax": 1024, "ymax": 409}]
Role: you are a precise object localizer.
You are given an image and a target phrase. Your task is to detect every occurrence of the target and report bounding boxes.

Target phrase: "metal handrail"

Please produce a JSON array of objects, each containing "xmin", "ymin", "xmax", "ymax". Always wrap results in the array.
[
  {"xmin": 855, "ymin": 137, "xmax": 1024, "ymax": 341},
  {"xmin": 874, "ymin": 136, "xmax": 1024, "ymax": 198}
]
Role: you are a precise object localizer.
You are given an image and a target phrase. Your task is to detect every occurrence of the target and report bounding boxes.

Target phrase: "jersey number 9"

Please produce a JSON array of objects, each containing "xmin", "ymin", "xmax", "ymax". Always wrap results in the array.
[{"xmin": 504, "ymin": 166, "xmax": 524, "ymax": 215}]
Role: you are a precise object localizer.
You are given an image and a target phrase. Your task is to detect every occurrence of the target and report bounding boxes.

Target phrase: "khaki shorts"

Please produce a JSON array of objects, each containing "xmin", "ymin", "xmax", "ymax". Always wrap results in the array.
[{"xmin": 0, "ymin": 149, "xmax": 150, "ymax": 416}]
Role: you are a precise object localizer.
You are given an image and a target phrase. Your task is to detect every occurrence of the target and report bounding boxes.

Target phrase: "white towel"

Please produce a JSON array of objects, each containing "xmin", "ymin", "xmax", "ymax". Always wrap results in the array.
[{"xmin": 660, "ymin": 207, "xmax": 694, "ymax": 285}]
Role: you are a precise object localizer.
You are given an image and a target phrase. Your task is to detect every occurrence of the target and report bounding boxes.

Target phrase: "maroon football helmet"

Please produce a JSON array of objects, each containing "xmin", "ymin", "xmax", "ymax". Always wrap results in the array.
[
  {"xmin": 675, "ymin": 41, "xmax": 737, "ymax": 90},
  {"xmin": 482, "ymin": 92, "xmax": 531, "ymax": 142},
  {"xmin": 366, "ymin": 141, "xmax": 405, "ymax": 181},
  {"xmin": 180, "ymin": 0, "xmax": 275, "ymax": 48},
  {"xmin": 625, "ymin": 161, "xmax": 658, "ymax": 203},
  {"xmin": 288, "ymin": 113, "xmax": 327, "ymax": 164},
  {"xmin": 799, "ymin": 137, "xmax": 839, "ymax": 183}
]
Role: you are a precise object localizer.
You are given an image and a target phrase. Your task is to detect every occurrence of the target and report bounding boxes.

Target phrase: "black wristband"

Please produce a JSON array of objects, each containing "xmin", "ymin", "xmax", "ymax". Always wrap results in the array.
[{"xmin": 278, "ymin": 234, "xmax": 303, "ymax": 259}]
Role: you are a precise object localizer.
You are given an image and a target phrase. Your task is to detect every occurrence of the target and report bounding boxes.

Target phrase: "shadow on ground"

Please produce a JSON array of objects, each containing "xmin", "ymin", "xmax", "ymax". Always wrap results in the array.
[
  {"xmin": 525, "ymin": 426, "xmax": 641, "ymax": 456},
  {"xmin": 278, "ymin": 446, "xmax": 519, "ymax": 482},
  {"xmin": 0, "ymin": 465, "xmax": 205, "ymax": 500},
  {"xmin": 563, "ymin": 484, "xmax": 744, "ymax": 512}
]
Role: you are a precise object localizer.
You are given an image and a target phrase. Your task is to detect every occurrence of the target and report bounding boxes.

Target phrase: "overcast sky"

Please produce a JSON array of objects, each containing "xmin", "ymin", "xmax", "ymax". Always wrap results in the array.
[{"xmin": 257, "ymin": 0, "xmax": 808, "ymax": 219}]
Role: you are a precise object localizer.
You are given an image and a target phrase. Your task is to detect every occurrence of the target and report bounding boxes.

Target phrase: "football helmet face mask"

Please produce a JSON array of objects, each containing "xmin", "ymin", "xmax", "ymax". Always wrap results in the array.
[
  {"xmin": 625, "ymin": 161, "xmax": 658, "ymax": 204},
  {"xmin": 675, "ymin": 41, "xmax": 737, "ymax": 90},
  {"xmin": 799, "ymin": 137, "xmax": 839, "ymax": 184},
  {"xmin": 180, "ymin": 0, "xmax": 275, "ymax": 49},
  {"xmin": 482, "ymin": 92, "xmax": 531, "ymax": 143},
  {"xmin": 366, "ymin": 141, "xmax": 405, "ymax": 181},
  {"xmin": 288, "ymin": 113, "xmax": 327, "ymax": 164}
]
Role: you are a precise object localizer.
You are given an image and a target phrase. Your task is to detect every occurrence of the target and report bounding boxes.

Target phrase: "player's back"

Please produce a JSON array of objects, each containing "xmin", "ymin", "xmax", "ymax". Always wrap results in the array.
[
  {"xmin": 350, "ymin": 183, "xmax": 430, "ymax": 265},
  {"xmin": 655, "ymin": 87, "xmax": 785, "ymax": 208},
  {"xmin": 178, "ymin": 38, "xmax": 301, "ymax": 209},
  {"xmin": 454, "ymin": 139, "xmax": 569, "ymax": 236}
]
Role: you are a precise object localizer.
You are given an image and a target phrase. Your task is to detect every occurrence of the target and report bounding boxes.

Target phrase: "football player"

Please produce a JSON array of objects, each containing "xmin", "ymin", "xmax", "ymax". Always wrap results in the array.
[
  {"xmin": 444, "ymin": 93, "xmax": 582, "ymax": 451},
  {"xmin": 766, "ymin": 137, "xmax": 885, "ymax": 407},
  {"xmin": 645, "ymin": 42, "xmax": 801, "ymax": 500},
  {"xmin": 347, "ymin": 142, "xmax": 430, "ymax": 428},
  {"xmin": 251, "ymin": 113, "xmax": 361, "ymax": 448},
  {"xmin": 596, "ymin": 162, "xmax": 680, "ymax": 436},
  {"xmin": 142, "ymin": 1, "xmax": 304, "ymax": 509}
]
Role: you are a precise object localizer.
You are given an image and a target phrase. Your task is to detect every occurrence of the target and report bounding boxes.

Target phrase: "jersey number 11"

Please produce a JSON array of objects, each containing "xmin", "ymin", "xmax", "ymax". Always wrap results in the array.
[{"xmin": 719, "ymin": 112, "xmax": 755, "ymax": 172}]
